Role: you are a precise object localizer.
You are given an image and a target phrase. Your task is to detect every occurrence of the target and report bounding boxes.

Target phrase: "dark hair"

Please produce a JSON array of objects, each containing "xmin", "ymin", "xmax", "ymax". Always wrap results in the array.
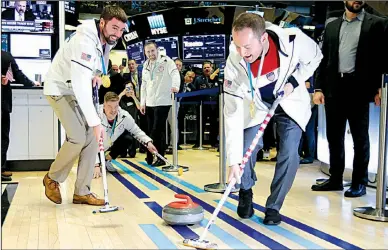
[
  {"xmin": 203, "ymin": 61, "xmax": 212, "ymax": 68},
  {"xmin": 232, "ymin": 13, "xmax": 266, "ymax": 38},
  {"xmin": 128, "ymin": 58, "xmax": 136, "ymax": 63},
  {"xmin": 104, "ymin": 91, "xmax": 120, "ymax": 102},
  {"xmin": 100, "ymin": 5, "xmax": 127, "ymax": 24}
]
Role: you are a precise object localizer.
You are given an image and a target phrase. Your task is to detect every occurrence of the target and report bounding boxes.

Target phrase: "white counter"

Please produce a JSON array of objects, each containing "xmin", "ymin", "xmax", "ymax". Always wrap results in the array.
[{"xmin": 8, "ymin": 87, "xmax": 60, "ymax": 161}]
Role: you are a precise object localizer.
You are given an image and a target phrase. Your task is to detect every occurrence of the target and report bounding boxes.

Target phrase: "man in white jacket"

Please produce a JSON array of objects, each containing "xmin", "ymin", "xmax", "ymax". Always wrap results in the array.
[
  {"xmin": 140, "ymin": 42, "xmax": 180, "ymax": 166},
  {"xmin": 225, "ymin": 13, "xmax": 322, "ymax": 225},
  {"xmin": 42, "ymin": 6, "xmax": 127, "ymax": 206},
  {"xmin": 93, "ymin": 92, "xmax": 157, "ymax": 178}
]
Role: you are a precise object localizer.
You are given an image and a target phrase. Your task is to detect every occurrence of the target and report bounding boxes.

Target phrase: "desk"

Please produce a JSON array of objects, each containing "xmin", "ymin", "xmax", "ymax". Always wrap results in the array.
[
  {"xmin": 316, "ymin": 103, "xmax": 382, "ymax": 186},
  {"xmin": 7, "ymin": 86, "xmax": 60, "ymax": 171}
]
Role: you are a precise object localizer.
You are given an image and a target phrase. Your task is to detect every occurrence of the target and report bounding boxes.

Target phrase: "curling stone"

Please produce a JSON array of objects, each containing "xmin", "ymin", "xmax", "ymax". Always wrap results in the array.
[{"xmin": 162, "ymin": 194, "xmax": 204, "ymax": 226}]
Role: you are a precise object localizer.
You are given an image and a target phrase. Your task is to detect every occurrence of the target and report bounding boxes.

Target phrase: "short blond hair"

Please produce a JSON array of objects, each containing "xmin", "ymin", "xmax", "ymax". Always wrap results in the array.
[{"xmin": 104, "ymin": 92, "xmax": 119, "ymax": 103}]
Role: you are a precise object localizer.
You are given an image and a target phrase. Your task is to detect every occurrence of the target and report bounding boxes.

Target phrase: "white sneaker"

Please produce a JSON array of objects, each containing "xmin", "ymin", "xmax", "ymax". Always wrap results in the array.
[{"xmin": 105, "ymin": 161, "xmax": 117, "ymax": 172}]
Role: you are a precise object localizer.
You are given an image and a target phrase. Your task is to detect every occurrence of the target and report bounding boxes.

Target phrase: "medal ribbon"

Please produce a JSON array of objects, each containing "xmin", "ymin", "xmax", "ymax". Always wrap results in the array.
[
  {"xmin": 101, "ymin": 55, "xmax": 107, "ymax": 76},
  {"xmin": 246, "ymin": 50, "xmax": 266, "ymax": 102}
]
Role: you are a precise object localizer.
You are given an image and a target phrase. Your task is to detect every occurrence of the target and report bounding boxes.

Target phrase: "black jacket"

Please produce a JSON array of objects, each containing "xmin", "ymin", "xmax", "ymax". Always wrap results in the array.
[
  {"xmin": 1, "ymin": 51, "xmax": 34, "ymax": 113},
  {"xmin": 315, "ymin": 12, "xmax": 388, "ymax": 102}
]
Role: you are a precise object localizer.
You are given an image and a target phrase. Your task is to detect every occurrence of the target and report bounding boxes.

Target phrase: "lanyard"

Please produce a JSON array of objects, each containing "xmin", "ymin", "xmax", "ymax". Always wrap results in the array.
[
  {"xmin": 110, "ymin": 117, "xmax": 117, "ymax": 138},
  {"xmin": 101, "ymin": 55, "xmax": 107, "ymax": 75},
  {"xmin": 246, "ymin": 51, "xmax": 265, "ymax": 101},
  {"xmin": 150, "ymin": 62, "xmax": 159, "ymax": 81}
]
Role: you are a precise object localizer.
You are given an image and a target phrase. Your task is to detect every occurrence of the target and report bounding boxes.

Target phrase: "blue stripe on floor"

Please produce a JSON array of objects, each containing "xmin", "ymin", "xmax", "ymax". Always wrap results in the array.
[
  {"xmin": 145, "ymin": 201, "xmax": 250, "ymax": 249},
  {"xmin": 110, "ymin": 172, "xmax": 149, "ymax": 199},
  {"xmin": 228, "ymin": 194, "xmax": 362, "ymax": 250},
  {"xmin": 123, "ymin": 160, "xmax": 288, "ymax": 249},
  {"xmin": 217, "ymin": 200, "xmax": 325, "ymax": 249},
  {"xmin": 144, "ymin": 201, "xmax": 198, "ymax": 239},
  {"xmin": 199, "ymin": 218, "xmax": 251, "ymax": 249},
  {"xmin": 113, "ymin": 160, "xmax": 159, "ymax": 190},
  {"xmin": 137, "ymin": 161, "xmax": 205, "ymax": 193},
  {"xmin": 139, "ymin": 224, "xmax": 177, "ymax": 249}
]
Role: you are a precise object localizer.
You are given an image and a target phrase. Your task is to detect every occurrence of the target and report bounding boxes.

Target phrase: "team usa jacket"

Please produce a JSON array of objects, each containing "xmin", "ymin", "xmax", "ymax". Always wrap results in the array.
[
  {"xmin": 95, "ymin": 105, "xmax": 152, "ymax": 164},
  {"xmin": 141, "ymin": 53, "xmax": 181, "ymax": 107},
  {"xmin": 224, "ymin": 21, "xmax": 323, "ymax": 166},
  {"xmin": 43, "ymin": 19, "xmax": 113, "ymax": 127}
]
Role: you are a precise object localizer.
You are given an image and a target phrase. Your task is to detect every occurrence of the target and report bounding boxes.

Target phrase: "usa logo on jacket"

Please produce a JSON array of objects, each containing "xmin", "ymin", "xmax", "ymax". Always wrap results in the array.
[
  {"xmin": 266, "ymin": 71, "xmax": 275, "ymax": 82},
  {"xmin": 224, "ymin": 79, "xmax": 232, "ymax": 88}
]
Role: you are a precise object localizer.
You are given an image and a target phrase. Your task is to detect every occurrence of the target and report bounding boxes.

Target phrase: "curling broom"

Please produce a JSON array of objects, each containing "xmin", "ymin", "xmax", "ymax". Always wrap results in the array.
[
  {"xmin": 183, "ymin": 92, "xmax": 284, "ymax": 249},
  {"xmin": 92, "ymin": 84, "xmax": 122, "ymax": 214}
]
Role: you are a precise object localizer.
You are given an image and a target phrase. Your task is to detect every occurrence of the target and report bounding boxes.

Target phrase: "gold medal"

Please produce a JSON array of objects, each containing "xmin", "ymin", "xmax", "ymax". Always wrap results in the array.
[
  {"xmin": 250, "ymin": 101, "xmax": 255, "ymax": 118},
  {"xmin": 101, "ymin": 75, "xmax": 111, "ymax": 88}
]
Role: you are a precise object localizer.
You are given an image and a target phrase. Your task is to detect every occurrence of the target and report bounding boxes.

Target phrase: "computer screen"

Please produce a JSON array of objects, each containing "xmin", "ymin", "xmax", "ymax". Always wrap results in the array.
[
  {"xmin": 10, "ymin": 34, "xmax": 51, "ymax": 58},
  {"xmin": 126, "ymin": 41, "xmax": 145, "ymax": 65},
  {"xmin": 1, "ymin": 1, "xmax": 54, "ymax": 33},
  {"xmin": 14, "ymin": 58, "xmax": 51, "ymax": 82},
  {"xmin": 146, "ymin": 36, "xmax": 179, "ymax": 60},
  {"xmin": 183, "ymin": 34, "xmax": 225, "ymax": 60},
  {"xmin": 1, "ymin": 34, "xmax": 9, "ymax": 52}
]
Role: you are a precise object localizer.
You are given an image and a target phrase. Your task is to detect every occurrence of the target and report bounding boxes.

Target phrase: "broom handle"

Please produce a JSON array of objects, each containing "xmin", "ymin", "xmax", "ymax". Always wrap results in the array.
[
  {"xmin": 198, "ymin": 95, "xmax": 283, "ymax": 241},
  {"xmin": 93, "ymin": 85, "xmax": 109, "ymax": 205}
]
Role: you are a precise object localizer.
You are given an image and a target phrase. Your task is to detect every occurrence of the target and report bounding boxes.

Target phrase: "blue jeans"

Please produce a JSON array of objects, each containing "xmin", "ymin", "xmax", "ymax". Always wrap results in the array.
[{"xmin": 239, "ymin": 114, "xmax": 302, "ymax": 211}]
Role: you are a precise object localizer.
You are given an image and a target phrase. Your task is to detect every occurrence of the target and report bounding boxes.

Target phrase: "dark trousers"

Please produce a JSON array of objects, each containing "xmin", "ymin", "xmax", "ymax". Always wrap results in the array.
[
  {"xmin": 109, "ymin": 131, "xmax": 133, "ymax": 159},
  {"xmin": 325, "ymin": 78, "xmax": 370, "ymax": 185},
  {"xmin": 122, "ymin": 104, "xmax": 139, "ymax": 157},
  {"xmin": 240, "ymin": 113, "xmax": 302, "ymax": 211},
  {"xmin": 1, "ymin": 110, "xmax": 10, "ymax": 169},
  {"xmin": 146, "ymin": 106, "xmax": 171, "ymax": 162},
  {"xmin": 139, "ymin": 111, "xmax": 148, "ymax": 151},
  {"xmin": 195, "ymin": 103, "xmax": 218, "ymax": 146},
  {"xmin": 299, "ymin": 105, "xmax": 318, "ymax": 160}
]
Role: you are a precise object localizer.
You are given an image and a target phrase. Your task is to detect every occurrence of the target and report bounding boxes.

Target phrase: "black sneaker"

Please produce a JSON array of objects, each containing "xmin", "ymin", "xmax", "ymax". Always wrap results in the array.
[
  {"xmin": 263, "ymin": 208, "xmax": 281, "ymax": 225},
  {"xmin": 237, "ymin": 188, "xmax": 254, "ymax": 219}
]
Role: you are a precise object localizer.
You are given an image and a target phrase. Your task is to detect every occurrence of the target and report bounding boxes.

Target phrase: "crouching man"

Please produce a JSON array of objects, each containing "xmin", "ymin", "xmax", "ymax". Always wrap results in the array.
[{"xmin": 93, "ymin": 92, "xmax": 157, "ymax": 178}]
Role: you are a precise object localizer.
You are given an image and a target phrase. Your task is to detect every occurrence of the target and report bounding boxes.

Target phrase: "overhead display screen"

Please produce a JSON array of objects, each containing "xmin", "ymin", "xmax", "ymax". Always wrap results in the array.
[
  {"xmin": 183, "ymin": 34, "xmax": 225, "ymax": 60},
  {"xmin": 10, "ymin": 34, "xmax": 51, "ymax": 58},
  {"xmin": 126, "ymin": 41, "xmax": 145, "ymax": 65},
  {"xmin": 146, "ymin": 36, "xmax": 179, "ymax": 60},
  {"xmin": 1, "ymin": 1, "xmax": 54, "ymax": 33},
  {"xmin": 147, "ymin": 14, "xmax": 168, "ymax": 35}
]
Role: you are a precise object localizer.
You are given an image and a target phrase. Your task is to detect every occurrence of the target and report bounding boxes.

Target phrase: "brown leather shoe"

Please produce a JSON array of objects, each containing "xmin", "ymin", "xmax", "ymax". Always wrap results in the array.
[
  {"xmin": 2, "ymin": 171, "xmax": 12, "ymax": 177},
  {"xmin": 73, "ymin": 193, "xmax": 105, "ymax": 206},
  {"xmin": 43, "ymin": 174, "xmax": 62, "ymax": 204}
]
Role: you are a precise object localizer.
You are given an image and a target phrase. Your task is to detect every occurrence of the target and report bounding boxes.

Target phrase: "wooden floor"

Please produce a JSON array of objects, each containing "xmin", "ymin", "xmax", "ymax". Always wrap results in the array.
[{"xmin": 2, "ymin": 148, "xmax": 388, "ymax": 249}]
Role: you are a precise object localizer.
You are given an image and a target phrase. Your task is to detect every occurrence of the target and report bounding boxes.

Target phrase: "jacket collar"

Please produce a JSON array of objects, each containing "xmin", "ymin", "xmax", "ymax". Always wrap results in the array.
[
  {"xmin": 233, "ymin": 22, "xmax": 294, "ymax": 71},
  {"xmin": 93, "ymin": 19, "xmax": 117, "ymax": 56},
  {"xmin": 144, "ymin": 53, "xmax": 168, "ymax": 71},
  {"xmin": 99, "ymin": 106, "xmax": 127, "ymax": 129}
]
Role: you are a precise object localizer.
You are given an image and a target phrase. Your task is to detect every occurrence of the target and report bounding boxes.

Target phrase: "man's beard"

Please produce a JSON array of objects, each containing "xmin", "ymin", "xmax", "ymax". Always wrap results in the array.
[
  {"xmin": 345, "ymin": 1, "xmax": 364, "ymax": 13},
  {"xmin": 102, "ymin": 27, "xmax": 118, "ymax": 45}
]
